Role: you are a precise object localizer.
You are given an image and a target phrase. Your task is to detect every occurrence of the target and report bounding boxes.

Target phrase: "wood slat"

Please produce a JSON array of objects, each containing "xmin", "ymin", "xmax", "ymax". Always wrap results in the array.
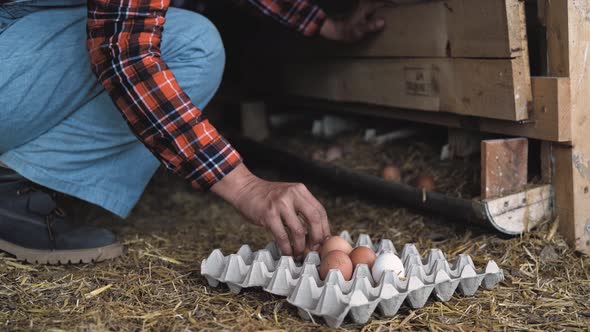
[
  {"xmin": 264, "ymin": 77, "xmax": 569, "ymax": 142},
  {"xmin": 548, "ymin": 0, "xmax": 590, "ymax": 255},
  {"xmin": 275, "ymin": 58, "xmax": 532, "ymax": 121},
  {"xmin": 481, "ymin": 138, "xmax": 529, "ymax": 199}
]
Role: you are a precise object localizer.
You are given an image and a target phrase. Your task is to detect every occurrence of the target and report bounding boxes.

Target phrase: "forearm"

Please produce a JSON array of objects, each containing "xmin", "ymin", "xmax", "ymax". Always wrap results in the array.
[
  {"xmin": 87, "ymin": 0, "xmax": 241, "ymax": 190},
  {"xmin": 210, "ymin": 164, "xmax": 257, "ymax": 206}
]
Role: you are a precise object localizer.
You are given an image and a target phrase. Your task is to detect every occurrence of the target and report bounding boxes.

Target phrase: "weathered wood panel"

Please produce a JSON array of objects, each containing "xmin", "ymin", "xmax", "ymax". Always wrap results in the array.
[
  {"xmin": 547, "ymin": 0, "xmax": 590, "ymax": 255},
  {"xmin": 271, "ymin": 0, "xmax": 528, "ymax": 59},
  {"xmin": 263, "ymin": 76, "xmax": 570, "ymax": 142},
  {"xmin": 275, "ymin": 58, "xmax": 532, "ymax": 121},
  {"xmin": 481, "ymin": 138, "xmax": 529, "ymax": 199}
]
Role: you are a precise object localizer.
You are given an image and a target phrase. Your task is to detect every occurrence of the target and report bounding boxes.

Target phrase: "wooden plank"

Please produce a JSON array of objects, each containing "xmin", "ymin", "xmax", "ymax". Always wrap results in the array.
[
  {"xmin": 270, "ymin": 0, "xmax": 527, "ymax": 59},
  {"xmin": 537, "ymin": 0, "xmax": 547, "ymax": 24},
  {"xmin": 482, "ymin": 77, "xmax": 571, "ymax": 142},
  {"xmin": 540, "ymin": 142, "xmax": 553, "ymax": 183},
  {"xmin": 276, "ymin": 58, "xmax": 531, "ymax": 121},
  {"xmin": 481, "ymin": 138, "xmax": 529, "ymax": 199},
  {"xmin": 448, "ymin": 0, "xmax": 528, "ymax": 58},
  {"xmin": 547, "ymin": 0, "xmax": 590, "ymax": 255},
  {"xmin": 292, "ymin": 1, "xmax": 448, "ymax": 58},
  {"xmin": 269, "ymin": 77, "xmax": 571, "ymax": 142},
  {"xmin": 545, "ymin": 0, "xmax": 569, "ymax": 77},
  {"xmin": 481, "ymin": 185, "xmax": 552, "ymax": 234}
]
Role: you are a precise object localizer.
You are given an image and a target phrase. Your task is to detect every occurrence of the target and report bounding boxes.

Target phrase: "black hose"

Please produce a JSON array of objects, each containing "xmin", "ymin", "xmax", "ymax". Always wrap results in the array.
[{"xmin": 232, "ymin": 137, "xmax": 483, "ymax": 224}]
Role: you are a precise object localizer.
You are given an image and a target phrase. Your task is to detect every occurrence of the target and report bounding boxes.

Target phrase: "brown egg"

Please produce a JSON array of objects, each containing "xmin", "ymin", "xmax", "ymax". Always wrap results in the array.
[
  {"xmin": 319, "ymin": 250, "xmax": 354, "ymax": 280},
  {"xmin": 349, "ymin": 246, "xmax": 377, "ymax": 269},
  {"xmin": 311, "ymin": 149, "xmax": 325, "ymax": 161},
  {"xmin": 325, "ymin": 146, "xmax": 343, "ymax": 162},
  {"xmin": 381, "ymin": 164, "xmax": 401, "ymax": 182},
  {"xmin": 320, "ymin": 236, "xmax": 353, "ymax": 258},
  {"xmin": 415, "ymin": 175, "xmax": 436, "ymax": 191}
]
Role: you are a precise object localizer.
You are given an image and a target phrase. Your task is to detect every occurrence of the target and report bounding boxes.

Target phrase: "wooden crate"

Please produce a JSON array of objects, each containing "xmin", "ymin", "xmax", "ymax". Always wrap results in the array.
[
  {"xmin": 253, "ymin": 0, "xmax": 532, "ymax": 122},
  {"xmin": 242, "ymin": 0, "xmax": 589, "ymax": 254}
]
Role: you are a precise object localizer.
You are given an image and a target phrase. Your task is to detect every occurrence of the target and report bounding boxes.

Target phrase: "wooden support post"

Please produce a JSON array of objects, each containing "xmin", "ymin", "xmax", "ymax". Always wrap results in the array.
[
  {"xmin": 481, "ymin": 138, "xmax": 529, "ymax": 199},
  {"xmin": 540, "ymin": 142, "xmax": 553, "ymax": 183},
  {"xmin": 240, "ymin": 101, "xmax": 270, "ymax": 142},
  {"xmin": 545, "ymin": 0, "xmax": 590, "ymax": 254}
]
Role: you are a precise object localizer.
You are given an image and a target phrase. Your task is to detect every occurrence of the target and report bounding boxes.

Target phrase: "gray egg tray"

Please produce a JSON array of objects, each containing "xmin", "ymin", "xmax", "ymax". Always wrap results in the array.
[{"xmin": 200, "ymin": 231, "xmax": 504, "ymax": 328}]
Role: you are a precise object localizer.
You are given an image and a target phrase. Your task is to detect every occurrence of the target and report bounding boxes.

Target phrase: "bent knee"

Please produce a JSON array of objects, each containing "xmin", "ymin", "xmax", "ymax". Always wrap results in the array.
[
  {"xmin": 163, "ymin": 8, "xmax": 225, "ymax": 103},
  {"xmin": 165, "ymin": 8, "xmax": 225, "ymax": 67}
]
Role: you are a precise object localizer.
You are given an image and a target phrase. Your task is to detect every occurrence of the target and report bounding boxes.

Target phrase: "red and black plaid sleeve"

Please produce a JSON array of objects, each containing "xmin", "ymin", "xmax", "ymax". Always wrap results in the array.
[
  {"xmin": 245, "ymin": 0, "xmax": 327, "ymax": 36},
  {"xmin": 87, "ymin": 0, "xmax": 242, "ymax": 191}
]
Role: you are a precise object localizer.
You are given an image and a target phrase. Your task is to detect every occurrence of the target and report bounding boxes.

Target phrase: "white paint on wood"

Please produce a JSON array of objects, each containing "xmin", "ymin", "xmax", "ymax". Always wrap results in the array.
[{"xmin": 482, "ymin": 185, "xmax": 552, "ymax": 234}]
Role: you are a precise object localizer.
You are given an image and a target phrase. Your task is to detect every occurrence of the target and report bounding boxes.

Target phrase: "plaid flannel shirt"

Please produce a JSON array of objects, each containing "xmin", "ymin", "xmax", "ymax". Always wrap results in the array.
[{"xmin": 87, "ymin": 0, "xmax": 326, "ymax": 190}]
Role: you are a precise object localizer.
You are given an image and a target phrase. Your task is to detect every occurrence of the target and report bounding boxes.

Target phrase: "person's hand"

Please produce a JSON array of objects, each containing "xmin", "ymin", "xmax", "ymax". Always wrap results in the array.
[
  {"xmin": 319, "ymin": 0, "xmax": 387, "ymax": 42},
  {"xmin": 211, "ymin": 164, "xmax": 330, "ymax": 259}
]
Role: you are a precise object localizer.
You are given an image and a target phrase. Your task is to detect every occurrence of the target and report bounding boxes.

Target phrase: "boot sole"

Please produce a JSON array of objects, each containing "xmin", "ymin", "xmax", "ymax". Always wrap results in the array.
[{"xmin": 0, "ymin": 238, "xmax": 124, "ymax": 265}]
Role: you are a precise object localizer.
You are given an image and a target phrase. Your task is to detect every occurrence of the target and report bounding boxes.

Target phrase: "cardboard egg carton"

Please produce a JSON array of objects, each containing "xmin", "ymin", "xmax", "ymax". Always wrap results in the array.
[{"xmin": 200, "ymin": 231, "xmax": 504, "ymax": 328}]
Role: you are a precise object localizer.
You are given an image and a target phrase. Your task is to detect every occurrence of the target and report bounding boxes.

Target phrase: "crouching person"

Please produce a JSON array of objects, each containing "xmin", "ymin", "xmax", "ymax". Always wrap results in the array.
[{"xmin": 0, "ymin": 0, "xmax": 384, "ymax": 264}]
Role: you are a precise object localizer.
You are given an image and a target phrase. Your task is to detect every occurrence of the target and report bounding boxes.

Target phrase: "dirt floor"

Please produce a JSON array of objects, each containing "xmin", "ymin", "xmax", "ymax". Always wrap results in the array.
[{"xmin": 2, "ymin": 126, "xmax": 590, "ymax": 331}]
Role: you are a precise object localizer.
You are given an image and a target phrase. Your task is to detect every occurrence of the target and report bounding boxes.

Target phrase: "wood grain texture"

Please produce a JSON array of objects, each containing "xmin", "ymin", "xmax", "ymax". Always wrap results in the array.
[
  {"xmin": 276, "ymin": 58, "xmax": 531, "ymax": 121},
  {"xmin": 481, "ymin": 138, "xmax": 529, "ymax": 199},
  {"xmin": 267, "ymin": 77, "xmax": 570, "ymax": 142},
  {"xmin": 547, "ymin": 0, "xmax": 590, "ymax": 254},
  {"xmin": 271, "ymin": 0, "xmax": 528, "ymax": 59},
  {"xmin": 482, "ymin": 185, "xmax": 552, "ymax": 234},
  {"xmin": 246, "ymin": 0, "xmax": 533, "ymax": 123}
]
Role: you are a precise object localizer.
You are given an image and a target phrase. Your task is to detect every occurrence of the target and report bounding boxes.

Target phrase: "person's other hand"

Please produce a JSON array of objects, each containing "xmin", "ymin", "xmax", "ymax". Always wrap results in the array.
[
  {"xmin": 211, "ymin": 164, "xmax": 330, "ymax": 259},
  {"xmin": 319, "ymin": 0, "xmax": 387, "ymax": 42}
]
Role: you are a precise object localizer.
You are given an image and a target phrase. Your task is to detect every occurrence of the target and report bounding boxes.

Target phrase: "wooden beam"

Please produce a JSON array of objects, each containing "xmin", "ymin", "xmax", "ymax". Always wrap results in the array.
[
  {"xmin": 477, "ymin": 77, "xmax": 570, "ymax": 142},
  {"xmin": 547, "ymin": 0, "xmax": 590, "ymax": 255},
  {"xmin": 449, "ymin": 0, "xmax": 528, "ymax": 58},
  {"xmin": 481, "ymin": 138, "xmax": 529, "ymax": 199},
  {"xmin": 268, "ymin": 76, "xmax": 570, "ymax": 143},
  {"xmin": 537, "ymin": 0, "xmax": 547, "ymax": 25},
  {"xmin": 545, "ymin": 0, "xmax": 570, "ymax": 77},
  {"xmin": 276, "ymin": 58, "xmax": 531, "ymax": 121},
  {"xmin": 540, "ymin": 142, "xmax": 553, "ymax": 183}
]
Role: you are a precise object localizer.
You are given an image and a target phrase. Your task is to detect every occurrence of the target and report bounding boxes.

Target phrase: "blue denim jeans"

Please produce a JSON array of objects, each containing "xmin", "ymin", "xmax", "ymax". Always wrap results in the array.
[{"xmin": 0, "ymin": 1, "xmax": 226, "ymax": 217}]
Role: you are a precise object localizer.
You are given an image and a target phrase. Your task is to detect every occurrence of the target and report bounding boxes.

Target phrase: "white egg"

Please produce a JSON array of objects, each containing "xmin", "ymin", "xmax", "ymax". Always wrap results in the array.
[{"xmin": 371, "ymin": 252, "xmax": 405, "ymax": 282}]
